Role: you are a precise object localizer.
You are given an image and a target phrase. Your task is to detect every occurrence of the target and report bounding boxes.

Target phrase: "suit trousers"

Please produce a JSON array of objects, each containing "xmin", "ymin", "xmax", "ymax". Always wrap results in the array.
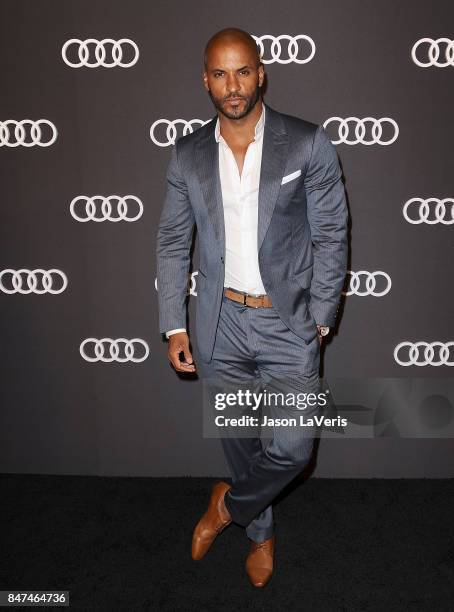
[{"xmin": 195, "ymin": 291, "xmax": 322, "ymax": 543}]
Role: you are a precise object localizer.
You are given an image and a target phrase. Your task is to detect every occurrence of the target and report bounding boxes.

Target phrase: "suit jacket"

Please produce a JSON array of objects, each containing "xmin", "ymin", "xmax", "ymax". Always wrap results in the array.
[{"xmin": 155, "ymin": 102, "xmax": 348, "ymax": 363}]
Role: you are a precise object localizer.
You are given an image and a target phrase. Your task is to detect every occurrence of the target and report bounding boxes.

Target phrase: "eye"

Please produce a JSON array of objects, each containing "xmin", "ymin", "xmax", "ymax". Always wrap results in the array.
[
  {"xmin": 214, "ymin": 72, "xmax": 223, "ymax": 78},
  {"xmin": 240, "ymin": 70, "xmax": 250, "ymax": 75}
]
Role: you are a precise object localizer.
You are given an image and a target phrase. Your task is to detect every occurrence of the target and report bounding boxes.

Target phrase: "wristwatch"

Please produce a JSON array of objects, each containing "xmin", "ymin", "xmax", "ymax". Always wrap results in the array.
[{"xmin": 317, "ymin": 325, "xmax": 330, "ymax": 337}]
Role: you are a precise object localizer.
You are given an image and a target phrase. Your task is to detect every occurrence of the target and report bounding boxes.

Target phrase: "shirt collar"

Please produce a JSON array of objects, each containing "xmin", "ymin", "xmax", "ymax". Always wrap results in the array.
[{"xmin": 214, "ymin": 101, "xmax": 265, "ymax": 143}]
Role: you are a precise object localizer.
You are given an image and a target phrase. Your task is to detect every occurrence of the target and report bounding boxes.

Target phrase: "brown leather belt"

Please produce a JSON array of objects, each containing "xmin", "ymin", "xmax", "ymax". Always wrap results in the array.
[{"xmin": 224, "ymin": 287, "xmax": 273, "ymax": 308}]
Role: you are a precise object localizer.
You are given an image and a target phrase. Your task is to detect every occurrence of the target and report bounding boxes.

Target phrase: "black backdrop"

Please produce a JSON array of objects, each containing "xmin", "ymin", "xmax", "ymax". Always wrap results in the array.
[{"xmin": 1, "ymin": 0, "xmax": 453, "ymax": 477}]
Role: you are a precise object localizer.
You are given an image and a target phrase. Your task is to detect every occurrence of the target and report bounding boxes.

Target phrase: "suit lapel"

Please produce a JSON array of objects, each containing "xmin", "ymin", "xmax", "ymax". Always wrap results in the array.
[
  {"xmin": 195, "ymin": 102, "xmax": 289, "ymax": 253},
  {"xmin": 257, "ymin": 104, "xmax": 289, "ymax": 251},
  {"xmin": 195, "ymin": 117, "xmax": 225, "ymax": 246}
]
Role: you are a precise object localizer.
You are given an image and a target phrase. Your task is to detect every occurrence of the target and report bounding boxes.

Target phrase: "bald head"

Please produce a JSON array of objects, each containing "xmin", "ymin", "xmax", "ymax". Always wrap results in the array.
[
  {"xmin": 203, "ymin": 28, "xmax": 261, "ymax": 69},
  {"xmin": 202, "ymin": 28, "xmax": 265, "ymax": 121}
]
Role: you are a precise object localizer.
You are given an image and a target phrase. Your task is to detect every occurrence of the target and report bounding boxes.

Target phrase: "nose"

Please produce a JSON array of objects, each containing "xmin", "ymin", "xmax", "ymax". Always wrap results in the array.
[{"xmin": 226, "ymin": 72, "xmax": 240, "ymax": 94}]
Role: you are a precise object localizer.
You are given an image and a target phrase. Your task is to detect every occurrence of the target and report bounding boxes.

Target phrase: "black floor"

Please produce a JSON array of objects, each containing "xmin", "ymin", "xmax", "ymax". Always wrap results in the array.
[{"xmin": 1, "ymin": 475, "xmax": 453, "ymax": 611}]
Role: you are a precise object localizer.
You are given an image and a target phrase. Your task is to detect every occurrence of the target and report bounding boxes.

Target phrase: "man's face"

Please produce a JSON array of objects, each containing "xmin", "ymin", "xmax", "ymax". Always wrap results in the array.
[{"xmin": 203, "ymin": 40, "xmax": 264, "ymax": 120}]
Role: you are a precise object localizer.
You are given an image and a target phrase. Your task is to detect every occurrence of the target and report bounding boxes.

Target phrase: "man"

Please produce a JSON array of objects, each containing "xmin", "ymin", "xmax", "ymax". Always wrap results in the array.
[{"xmin": 156, "ymin": 28, "xmax": 348, "ymax": 587}]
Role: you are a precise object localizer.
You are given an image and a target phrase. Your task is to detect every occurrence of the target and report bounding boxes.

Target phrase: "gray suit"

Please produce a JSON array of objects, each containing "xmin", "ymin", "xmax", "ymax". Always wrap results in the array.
[
  {"xmin": 156, "ymin": 102, "xmax": 348, "ymax": 542},
  {"xmin": 156, "ymin": 103, "xmax": 348, "ymax": 363}
]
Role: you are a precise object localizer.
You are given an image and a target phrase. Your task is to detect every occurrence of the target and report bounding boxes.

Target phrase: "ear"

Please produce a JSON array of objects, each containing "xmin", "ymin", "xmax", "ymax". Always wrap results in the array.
[
  {"xmin": 258, "ymin": 64, "xmax": 265, "ymax": 87},
  {"xmin": 202, "ymin": 71, "xmax": 209, "ymax": 91}
]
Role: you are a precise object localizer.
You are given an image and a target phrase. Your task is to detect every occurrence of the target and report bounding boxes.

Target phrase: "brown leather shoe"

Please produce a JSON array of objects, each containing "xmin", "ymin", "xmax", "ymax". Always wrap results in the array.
[
  {"xmin": 245, "ymin": 535, "xmax": 275, "ymax": 587},
  {"xmin": 191, "ymin": 481, "xmax": 232, "ymax": 560}
]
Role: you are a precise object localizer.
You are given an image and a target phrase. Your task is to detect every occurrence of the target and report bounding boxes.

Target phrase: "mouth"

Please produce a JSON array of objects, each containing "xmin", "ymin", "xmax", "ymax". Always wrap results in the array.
[{"xmin": 225, "ymin": 97, "xmax": 244, "ymax": 104}]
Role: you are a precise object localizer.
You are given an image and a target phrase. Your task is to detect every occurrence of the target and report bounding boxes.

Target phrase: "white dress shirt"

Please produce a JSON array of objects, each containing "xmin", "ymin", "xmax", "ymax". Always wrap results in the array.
[{"xmin": 166, "ymin": 103, "xmax": 267, "ymax": 338}]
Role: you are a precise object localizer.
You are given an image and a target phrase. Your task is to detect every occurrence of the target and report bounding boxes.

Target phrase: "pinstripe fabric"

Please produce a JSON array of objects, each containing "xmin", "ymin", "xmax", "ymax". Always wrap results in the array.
[
  {"xmin": 156, "ymin": 103, "xmax": 347, "ymax": 541},
  {"xmin": 196, "ymin": 292, "xmax": 321, "ymax": 537},
  {"xmin": 155, "ymin": 103, "xmax": 348, "ymax": 363}
]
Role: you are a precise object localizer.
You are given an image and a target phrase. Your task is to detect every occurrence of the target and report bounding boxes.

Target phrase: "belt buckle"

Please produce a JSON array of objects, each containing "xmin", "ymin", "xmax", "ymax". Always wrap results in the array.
[
  {"xmin": 230, "ymin": 288, "xmax": 262, "ymax": 308},
  {"xmin": 250, "ymin": 295, "xmax": 261, "ymax": 308},
  {"xmin": 244, "ymin": 293, "xmax": 256, "ymax": 308}
]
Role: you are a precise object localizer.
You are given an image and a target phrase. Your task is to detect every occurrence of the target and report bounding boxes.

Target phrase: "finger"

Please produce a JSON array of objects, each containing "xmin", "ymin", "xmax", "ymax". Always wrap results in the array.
[
  {"xmin": 170, "ymin": 357, "xmax": 196, "ymax": 372},
  {"xmin": 183, "ymin": 346, "xmax": 193, "ymax": 365},
  {"xmin": 168, "ymin": 350, "xmax": 196, "ymax": 372},
  {"xmin": 174, "ymin": 362, "xmax": 196, "ymax": 372}
]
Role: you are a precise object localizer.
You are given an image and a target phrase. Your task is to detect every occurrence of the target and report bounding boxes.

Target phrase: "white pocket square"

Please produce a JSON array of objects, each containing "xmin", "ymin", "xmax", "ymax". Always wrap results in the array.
[{"xmin": 281, "ymin": 169, "xmax": 301, "ymax": 185}]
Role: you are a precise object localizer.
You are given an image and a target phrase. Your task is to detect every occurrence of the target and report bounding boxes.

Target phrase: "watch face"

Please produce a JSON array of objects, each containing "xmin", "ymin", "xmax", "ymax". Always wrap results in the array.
[{"xmin": 320, "ymin": 327, "xmax": 330, "ymax": 336}]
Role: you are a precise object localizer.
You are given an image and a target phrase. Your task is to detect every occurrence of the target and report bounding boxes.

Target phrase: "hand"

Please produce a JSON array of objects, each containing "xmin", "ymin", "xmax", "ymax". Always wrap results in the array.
[
  {"xmin": 316, "ymin": 324, "xmax": 329, "ymax": 345},
  {"xmin": 167, "ymin": 332, "xmax": 196, "ymax": 373}
]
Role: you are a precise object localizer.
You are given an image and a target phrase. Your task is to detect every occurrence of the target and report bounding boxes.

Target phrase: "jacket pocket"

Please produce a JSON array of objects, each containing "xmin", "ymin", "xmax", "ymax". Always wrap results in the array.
[{"xmin": 281, "ymin": 169, "xmax": 302, "ymax": 185}]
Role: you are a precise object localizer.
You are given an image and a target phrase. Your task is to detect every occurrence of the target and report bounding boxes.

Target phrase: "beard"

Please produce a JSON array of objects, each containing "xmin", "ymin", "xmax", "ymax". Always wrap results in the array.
[{"xmin": 208, "ymin": 84, "xmax": 261, "ymax": 120}]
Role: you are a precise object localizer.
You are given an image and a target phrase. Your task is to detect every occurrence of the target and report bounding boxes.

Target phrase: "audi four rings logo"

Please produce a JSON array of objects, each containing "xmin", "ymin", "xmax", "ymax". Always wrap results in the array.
[
  {"xmin": 0, "ymin": 269, "xmax": 68, "ymax": 294},
  {"xmin": 62, "ymin": 38, "xmax": 139, "ymax": 68},
  {"xmin": 403, "ymin": 198, "xmax": 454, "ymax": 225},
  {"xmin": 0, "ymin": 120, "xmax": 57, "ymax": 147},
  {"xmin": 343, "ymin": 271, "xmax": 392, "ymax": 297},
  {"xmin": 394, "ymin": 342, "xmax": 454, "ymax": 366},
  {"xmin": 150, "ymin": 119, "xmax": 211, "ymax": 147},
  {"xmin": 323, "ymin": 117, "xmax": 399, "ymax": 145},
  {"xmin": 252, "ymin": 34, "xmax": 316, "ymax": 64},
  {"xmin": 411, "ymin": 38, "xmax": 454, "ymax": 67},
  {"xmin": 80, "ymin": 338, "xmax": 149, "ymax": 363},
  {"xmin": 70, "ymin": 195, "xmax": 144, "ymax": 222},
  {"xmin": 155, "ymin": 271, "xmax": 199, "ymax": 296}
]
